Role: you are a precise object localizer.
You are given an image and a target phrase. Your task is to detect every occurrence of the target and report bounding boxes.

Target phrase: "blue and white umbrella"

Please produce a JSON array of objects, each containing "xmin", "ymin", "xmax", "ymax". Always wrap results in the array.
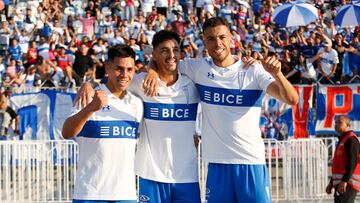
[
  {"xmin": 272, "ymin": 1, "xmax": 319, "ymax": 27},
  {"xmin": 334, "ymin": 2, "xmax": 360, "ymax": 27}
]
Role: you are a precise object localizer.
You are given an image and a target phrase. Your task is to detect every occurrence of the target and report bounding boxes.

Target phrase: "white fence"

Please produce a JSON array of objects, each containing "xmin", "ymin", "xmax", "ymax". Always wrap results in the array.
[
  {"xmin": 0, "ymin": 138, "xmax": 338, "ymax": 202},
  {"xmin": 264, "ymin": 138, "xmax": 331, "ymax": 202},
  {"xmin": 0, "ymin": 140, "xmax": 78, "ymax": 202}
]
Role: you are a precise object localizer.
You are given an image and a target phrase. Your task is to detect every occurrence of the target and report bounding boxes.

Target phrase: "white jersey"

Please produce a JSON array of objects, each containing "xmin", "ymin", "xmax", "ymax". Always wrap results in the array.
[
  {"xmin": 130, "ymin": 72, "xmax": 200, "ymax": 183},
  {"xmin": 73, "ymin": 84, "xmax": 143, "ymax": 200},
  {"xmin": 38, "ymin": 43, "xmax": 50, "ymax": 61},
  {"xmin": 18, "ymin": 35, "xmax": 30, "ymax": 54},
  {"xmin": 179, "ymin": 57, "xmax": 275, "ymax": 164},
  {"xmin": 318, "ymin": 48, "xmax": 339, "ymax": 75}
]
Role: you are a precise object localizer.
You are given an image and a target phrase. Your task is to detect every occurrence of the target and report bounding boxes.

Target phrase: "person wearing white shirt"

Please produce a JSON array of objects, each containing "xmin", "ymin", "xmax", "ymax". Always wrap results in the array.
[
  {"xmin": 145, "ymin": 17, "xmax": 298, "ymax": 203},
  {"xmin": 141, "ymin": 0, "xmax": 155, "ymax": 16},
  {"xmin": 156, "ymin": 0, "xmax": 169, "ymax": 17},
  {"xmin": 108, "ymin": 29, "xmax": 125, "ymax": 47},
  {"xmin": 62, "ymin": 45, "xmax": 142, "ymax": 203},
  {"xmin": 318, "ymin": 41, "xmax": 339, "ymax": 84},
  {"xmin": 76, "ymin": 30, "xmax": 201, "ymax": 203},
  {"xmin": 132, "ymin": 30, "xmax": 201, "ymax": 203}
]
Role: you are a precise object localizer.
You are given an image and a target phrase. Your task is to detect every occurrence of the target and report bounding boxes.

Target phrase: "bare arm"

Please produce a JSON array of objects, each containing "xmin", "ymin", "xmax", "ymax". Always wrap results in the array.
[
  {"xmin": 143, "ymin": 60, "xmax": 159, "ymax": 96},
  {"xmin": 62, "ymin": 90, "xmax": 107, "ymax": 139},
  {"xmin": 263, "ymin": 57, "xmax": 299, "ymax": 105}
]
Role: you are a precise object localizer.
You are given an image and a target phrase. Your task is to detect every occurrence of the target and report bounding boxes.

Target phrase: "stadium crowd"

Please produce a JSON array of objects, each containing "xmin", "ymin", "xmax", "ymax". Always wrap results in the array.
[{"xmin": 0, "ymin": 0, "xmax": 359, "ymax": 92}]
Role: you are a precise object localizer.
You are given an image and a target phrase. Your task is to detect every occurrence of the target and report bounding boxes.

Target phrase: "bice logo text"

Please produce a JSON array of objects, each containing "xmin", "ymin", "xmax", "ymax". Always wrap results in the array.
[
  {"xmin": 150, "ymin": 107, "xmax": 190, "ymax": 119},
  {"xmin": 144, "ymin": 103, "xmax": 198, "ymax": 121},
  {"xmin": 100, "ymin": 126, "xmax": 137, "ymax": 137}
]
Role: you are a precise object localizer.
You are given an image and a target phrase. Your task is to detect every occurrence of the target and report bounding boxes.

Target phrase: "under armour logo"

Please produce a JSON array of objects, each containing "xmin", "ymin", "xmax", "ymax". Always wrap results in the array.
[
  {"xmin": 207, "ymin": 72, "xmax": 215, "ymax": 79},
  {"xmin": 102, "ymin": 105, "xmax": 110, "ymax": 111}
]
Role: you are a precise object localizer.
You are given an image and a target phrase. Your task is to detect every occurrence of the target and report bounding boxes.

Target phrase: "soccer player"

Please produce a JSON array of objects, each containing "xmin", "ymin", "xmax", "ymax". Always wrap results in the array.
[
  {"xmin": 144, "ymin": 17, "xmax": 299, "ymax": 203},
  {"xmin": 76, "ymin": 30, "xmax": 201, "ymax": 203},
  {"xmin": 131, "ymin": 30, "xmax": 201, "ymax": 203},
  {"xmin": 62, "ymin": 45, "xmax": 143, "ymax": 203}
]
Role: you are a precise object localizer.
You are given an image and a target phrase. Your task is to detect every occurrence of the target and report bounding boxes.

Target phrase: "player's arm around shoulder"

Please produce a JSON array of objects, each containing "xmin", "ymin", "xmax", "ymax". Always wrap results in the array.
[
  {"xmin": 129, "ymin": 72, "xmax": 147, "ymax": 97},
  {"xmin": 62, "ymin": 90, "xmax": 108, "ymax": 139},
  {"xmin": 262, "ymin": 56, "xmax": 299, "ymax": 105}
]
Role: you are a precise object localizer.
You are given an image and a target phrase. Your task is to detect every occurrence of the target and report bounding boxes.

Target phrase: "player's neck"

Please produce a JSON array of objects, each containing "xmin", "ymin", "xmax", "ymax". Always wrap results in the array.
[
  {"xmin": 213, "ymin": 55, "xmax": 236, "ymax": 68},
  {"xmin": 106, "ymin": 83, "xmax": 126, "ymax": 99}
]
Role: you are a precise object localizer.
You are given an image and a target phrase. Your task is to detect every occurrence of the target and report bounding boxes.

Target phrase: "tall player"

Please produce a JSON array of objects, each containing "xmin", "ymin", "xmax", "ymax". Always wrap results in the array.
[
  {"xmin": 145, "ymin": 17, "xmax": 299, "ymax": 202},
  {"xmin": 62, "ymin": 45, "xmax": 143, "ymax": 203},
  {"xmin": 76, "ymin": 30, "xmax": 201, "ymax": 203}
]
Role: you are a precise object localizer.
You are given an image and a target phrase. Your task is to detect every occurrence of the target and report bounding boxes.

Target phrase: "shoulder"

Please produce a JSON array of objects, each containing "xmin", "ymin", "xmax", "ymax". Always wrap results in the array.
[
  {"xmin": 133, "ymin": 72, "xmax": 146, "ymax": 83},
  {"xmin": 181, "ymin": 57, "xmax": 211, "ymax": 70},
  {"xmin": 180, "ymin": 73, "xmax": 196, "ymax": 86},
  {"xmin": 127, "ymin": 91, "xmax": 143, "ymax": 105},
  {"xmin": 251, "ymin": 63, "xmax": 266, "ymax": 73}
]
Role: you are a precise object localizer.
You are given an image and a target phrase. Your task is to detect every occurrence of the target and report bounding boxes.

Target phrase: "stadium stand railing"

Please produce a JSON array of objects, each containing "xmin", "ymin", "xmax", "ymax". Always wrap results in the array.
[
  {"xmin": 0, "ymin": 137, "xmax": 345, "ymax": 203},
  {"xmin": 0, "ymin": 140, "xmax": 78, "ymax": 202}
]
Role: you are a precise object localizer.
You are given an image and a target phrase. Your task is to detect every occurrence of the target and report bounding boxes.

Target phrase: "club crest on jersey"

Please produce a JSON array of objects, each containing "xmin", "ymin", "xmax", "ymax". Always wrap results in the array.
[
  {"xmin": 102, "ymin": 105, "xmax": 110, "ymax": 111},
  {"xmin": 139, "ymin": 195, "xmax": 150, "ymax": 202},
  {"xmin": 207, "ymin": 72, "xmax": 215, "ymax": 79}
]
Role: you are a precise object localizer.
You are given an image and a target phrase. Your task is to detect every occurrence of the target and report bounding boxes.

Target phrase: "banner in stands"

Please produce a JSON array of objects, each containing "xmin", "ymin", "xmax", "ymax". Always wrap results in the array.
[
  {"xmin": 7, "ymin": 84, "xmax": 360, "ymax": 140},
  {"xmin": 260, "ymin": 85, "xmax": 315, "ymax": 139},
  {"xmin": 316, "ymin": 84, "xmax": 360, "ymax": 134},
  {"xmin": 9, "ymin": 90, "xmax": 75, "ymax": 140}
]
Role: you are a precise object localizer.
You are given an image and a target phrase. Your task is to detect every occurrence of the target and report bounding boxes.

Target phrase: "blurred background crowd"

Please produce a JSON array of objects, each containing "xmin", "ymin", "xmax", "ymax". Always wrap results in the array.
[{"xmin": 0, "ymin": 0, "xmax": 359, "ymax": 94}]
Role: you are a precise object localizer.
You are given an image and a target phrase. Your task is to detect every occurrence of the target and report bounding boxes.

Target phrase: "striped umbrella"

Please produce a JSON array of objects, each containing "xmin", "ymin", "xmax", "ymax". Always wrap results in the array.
[
  {"xmin": 272, "ymin": 1, "xmax": 319, "ymax": 27},
  {"xmin": 334, "ymin": 2, "xmax": 360, "ymax": 27}
]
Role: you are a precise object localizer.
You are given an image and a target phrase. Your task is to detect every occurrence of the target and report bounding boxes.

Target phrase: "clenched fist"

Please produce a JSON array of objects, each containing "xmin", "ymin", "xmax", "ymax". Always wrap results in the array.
[
  {"xmin": 261, "ymin": 56, "xmax": 281, "ymax": 76},
  {"xmin": 88, "ymin": 90, "xmax": 108, "ymax": 112}
]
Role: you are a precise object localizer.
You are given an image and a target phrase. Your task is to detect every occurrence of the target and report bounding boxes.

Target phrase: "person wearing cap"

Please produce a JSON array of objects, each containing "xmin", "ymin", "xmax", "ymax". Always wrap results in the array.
[{"xmin": 317, "ymin": 40, "xmax": 339, "ymax": 84}]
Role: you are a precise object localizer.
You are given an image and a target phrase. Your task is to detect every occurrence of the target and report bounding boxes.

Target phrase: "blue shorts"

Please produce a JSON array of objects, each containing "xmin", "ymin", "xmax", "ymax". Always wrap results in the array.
[
  {"xmin": 206, "ymin": 163, "xmax": 271, "ymax": 203},
  {"xmin": 73, "ymin": 199, "xmax": 136, "ymax": 203},
  {"xmin": 138, "ymin": 177, "xmax": 201, "ymax": 203}
]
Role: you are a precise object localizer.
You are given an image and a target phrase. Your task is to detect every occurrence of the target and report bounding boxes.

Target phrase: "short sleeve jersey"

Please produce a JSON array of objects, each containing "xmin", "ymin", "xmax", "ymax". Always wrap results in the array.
[
  {"xmin": 73, "ymin": 84, "xmax": 143, "ymax": 200},
  {"xmin": 179, "ymin": 57, "xmax": 275, "ymax": 164},
  {"xmin": 129, "ymin": 72, "xmax": 200, "ymax": 183}
]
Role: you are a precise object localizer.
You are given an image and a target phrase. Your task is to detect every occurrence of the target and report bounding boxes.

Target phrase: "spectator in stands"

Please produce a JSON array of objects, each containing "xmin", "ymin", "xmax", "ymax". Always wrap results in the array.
[
  {"xmin": 0, "ymin": 21, "xmax": 10, "ymax": 55},
  {"xmin": 62, "ymin": 45, "xmax": 142, "ymax": 203},
  {"xmin": 72, "ymin": 43, "xmax": 95, "ymax": 85},
  {"xmin": 0, "ymin": 92, "xmax": 19, "ymax": 140},
  {"xmin": 332, "ymin": 33, "xmax": 355, "ymax": 83},
  {"xmin": 348, "ymin": 36, "xmax": 360, "ymax": 81},
  {"xmin": 171, "ymin": 11, "xmax": 185, "ymax": 39},
  {"xmin": 55, "ymin": 46, "xmax": 73, "ymax": 86},
  {"xmin": 326, "ymin": 115, "xmax": 360, "ymax": 203},
  {"xmin": 34, "ymin": 56, "xmax": 58, "ymax": 87},
  {"xmin": 25, "ymin": 40, "xmax": 38, "ymax": 69},
  {"xmin": 5, "ymin": 59, "xmax": 23, "ymax": 86},
  {"xmin": 0, "ymin": 55, "xmax": 5, "ymax": 80},
  {"xmin": 80, "ymin": 11, "xmax": 96, "ymax": 38},
  {"xmin": 8, "ymin": 38, "xmax": 22, "ymax": 62},
  {"xmin": 38, "ymin": 36, "xmax": 51, "ymax": 61},
  {"xmin": 317, "ymin": 41, "xmax": 339, "ymax": 84}
]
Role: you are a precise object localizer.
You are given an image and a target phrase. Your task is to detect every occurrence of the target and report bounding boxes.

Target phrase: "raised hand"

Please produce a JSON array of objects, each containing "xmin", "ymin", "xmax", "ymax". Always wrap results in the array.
[
  {"xmin": 74, "ymin": 83, "xmax": 95, "ymax": 109},
  {"xmin": 88, "ymin": 90, "xmax": 108, "ymax": 112},
  {"xmin": 261, "ymin": 56, "xmax": 281, "ymax": 77}
]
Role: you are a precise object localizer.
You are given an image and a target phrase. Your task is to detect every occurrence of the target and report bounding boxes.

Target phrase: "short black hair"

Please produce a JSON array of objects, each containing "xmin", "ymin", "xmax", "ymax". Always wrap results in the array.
[
  {"xmin": 107, "ymin": 44, "xmax": 136, "ymax": 62},
  {"xmin": 152, "ymin": 30, "xmax": 180, "ymax": 49},
  {"xmin": 203, "ymin": 17, "xmax": 230, "ymax": 33}
]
